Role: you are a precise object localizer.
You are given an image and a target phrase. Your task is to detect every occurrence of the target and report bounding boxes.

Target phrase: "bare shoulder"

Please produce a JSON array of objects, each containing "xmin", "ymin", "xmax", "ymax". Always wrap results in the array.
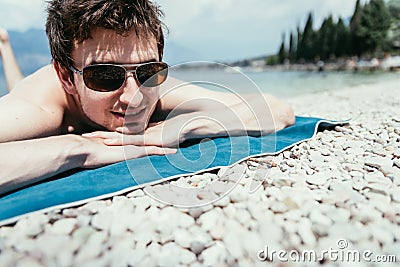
[
  {"xmin": 11, "ymin": 65, "xmax": 66, "ymax": 109},
  {"xmin": 0, "ymin": 65, "xmax": 67, "ymax": 142}
]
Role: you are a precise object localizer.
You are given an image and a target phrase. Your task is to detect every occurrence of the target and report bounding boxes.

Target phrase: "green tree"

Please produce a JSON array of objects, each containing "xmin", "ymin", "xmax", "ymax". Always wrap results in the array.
[
  {"xmin": 296, "ymin": 24, "xmax": 302, "ymax": 62},
  {"xmin": 358, "ymin": 0, "xmax": 391, "ymax": 54},
  {"xmin": 335, "ymin": 18, "xmax": 350, "ymax": 57},
  {"xmin": 278, "ymin": 32, "xmax": 287, "ymax": 63},
  {"xmin": 316, "ymin": 15, "xmax": 337, "ymax": 60},
  {"xmin": 298, "ymin": 12, "xmax": 315, "ymax": 61},
  {"xmin": 288, "ymin": 32, "xmax": 296, "ymax": 62},
  {"xmin": 386, "ymin": 0, "xmax": 400, "ymax": 50},
  {"xmin": 350, "ymin": 0, "xmax": 363, "ymax": 56}
]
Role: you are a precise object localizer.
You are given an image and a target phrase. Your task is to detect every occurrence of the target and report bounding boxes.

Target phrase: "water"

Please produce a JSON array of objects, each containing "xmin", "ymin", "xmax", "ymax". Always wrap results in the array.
[
  {"xmin": 168, "ymin": 68, "xmax": 399, "ymax": 99},
  {"xmin": 0, "ymin": 68, "xmax": 398, "ymax": 98}
]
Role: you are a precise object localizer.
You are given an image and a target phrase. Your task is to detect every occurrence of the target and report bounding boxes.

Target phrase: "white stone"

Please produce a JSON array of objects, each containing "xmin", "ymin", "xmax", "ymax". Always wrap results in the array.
[
  {"xmin": 394, "ymin": 159, "xmax": 400, "ymax": 168},
  {"xmin": 179, "ymin": 248, "xmax": 196, "ymax": 265},
  {"xmin": 157, "ymin": 242, "xmax": 181, "ymax": 267},
  {"xmin": 35, "ymin": 234, "xmax": 73, "ymax": 258},
  {"xmin": 72, "ymin": 226, "xmax": 95, "ymax": 243},
  {"xmin": 365, "ymin": 183, "xmax": 391, "ymax": 196},
  {"xmin": 14, "ymin": 215, "xmax": 47, "ymax": 237},
  {"xmin": 209, "ymin": 223, "xmax": 225, "ymax": 240},
  {"xmin": 365, "ymin": 156, "xmax": 393, "ymax": 171},
  {"xmin": 200, "ymin": 242, "xmax": 225, "ymax": 266},
  {"xmin": 235, "ymin": 209, "xmax": 251, "ymax": 225},
  {"xmin": 49, "ymin": 218, "xmax": 77, "ymax": 235},
  {"xmin": 198, "ymin": 208, "xmax": 222, "ymax": 231},
  {"xmin": 229, "ymin": 184, "xmax": 248, "ymax": 202},
  {"xmin": 212, "ymin": 195, "xmax": 230, "ymax": 207},
  {"xmin": 75, "ymin": 231, "xmax": 107, "ymax": 263},
  {"xmin": 369, "ymin": 225, "xmax": 394, "ymax": 245},
  {"xmin": 309, "ymin": 210, "xmax": 332, "ymax": 226},
  {"xmin": 15, "ymin": 257, "xmax": 43, "ymax": 267},
  {"xmin": 56, "ymin": 251, "xmax": 74, "ymax": 267},
  {"xmin": 306, "ymin": 173, "xmax": 328, "ymax": 186},
  {"xmin": 270, "ymin": 202, "xmax": 288, "ymax": 213},
  {"xmin": 391, "ymin": 189, "xmax": 400, "ymax": 203},
  {"xmin": 126, "ymin": 189, "xmax": 145, "ymax": 198},
  {"xmin": 297, "ymin": 219, "xmax": 316, "ymax": 246},
  {"xmin": 90, "ymin": 211, "xmax": 113, "ymax": 231},
  {"xmin": 79, "ymin": 200, "xmax": 109, "ymax": 213},
  {"xmin": 174, "ymin": 228, "xmax": 193, "ymax": 248},
  {"xmin": 223, "ymin": 232, "xmax": 244, "ymax": 259}
]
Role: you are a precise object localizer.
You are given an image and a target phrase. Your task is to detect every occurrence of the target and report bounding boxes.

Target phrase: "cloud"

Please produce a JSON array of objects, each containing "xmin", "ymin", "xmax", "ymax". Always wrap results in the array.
[
  {"xmin": 0, "ymin": 0, "xmax": 46, "ymax": 31},
  {"xmin": 155, "ymin": 0, "xmax": 362, "ymax": 61},
  {"xmin": 0, "ymin": 0, "xmax": 365, "ymax": 61}
]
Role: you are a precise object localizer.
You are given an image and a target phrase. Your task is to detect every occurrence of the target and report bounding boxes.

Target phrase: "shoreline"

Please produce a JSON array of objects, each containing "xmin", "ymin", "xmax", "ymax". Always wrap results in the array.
[{"xmin": 0, "ymin": 78, "xmax": 400, "ymax": 266}]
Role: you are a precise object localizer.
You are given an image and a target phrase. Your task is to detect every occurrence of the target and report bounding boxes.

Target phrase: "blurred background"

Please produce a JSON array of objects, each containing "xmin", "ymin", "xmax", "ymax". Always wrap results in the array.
[{"xmin": 0, "ymin": 0, "xmax": 399, "ymax": 97}]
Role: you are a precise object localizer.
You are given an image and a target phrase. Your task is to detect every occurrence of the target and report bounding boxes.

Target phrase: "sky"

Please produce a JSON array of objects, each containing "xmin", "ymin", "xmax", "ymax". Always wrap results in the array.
[{"xmin": 0, "ymin": 0, "xmax": 368, "ymax": 62}]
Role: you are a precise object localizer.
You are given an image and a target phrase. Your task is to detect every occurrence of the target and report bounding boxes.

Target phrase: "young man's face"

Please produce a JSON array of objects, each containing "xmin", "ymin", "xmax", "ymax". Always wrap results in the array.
[{"xmin": 70, "ymin": 27, "xmax": 161, "ymax": 134}]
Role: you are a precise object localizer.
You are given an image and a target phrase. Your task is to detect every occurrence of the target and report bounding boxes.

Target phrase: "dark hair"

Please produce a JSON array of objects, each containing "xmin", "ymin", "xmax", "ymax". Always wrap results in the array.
[{"xmin": 46, "ymin": 0, "xmax": 166, "ymax": 73}]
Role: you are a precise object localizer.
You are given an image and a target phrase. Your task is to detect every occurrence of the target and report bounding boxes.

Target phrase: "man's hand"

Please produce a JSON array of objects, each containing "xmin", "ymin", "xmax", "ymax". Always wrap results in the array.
[
  {"xmin": 80, "ymin": 135, "xmax": 177, "ymax": 168},
  {"xmin": 83, "ymin": 122, "xmax": 181, "ymax": 148},
  {"xmin": 0, "ymin": 28, "xmax": 9, "ymax": 52}
]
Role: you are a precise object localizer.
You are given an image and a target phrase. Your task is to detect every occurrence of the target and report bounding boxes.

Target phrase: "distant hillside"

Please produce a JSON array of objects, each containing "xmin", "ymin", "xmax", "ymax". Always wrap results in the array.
[
  {"xmin": 163, "ymin": 40, "xmax": 203, "ymax": 65},
  {"xmin": 5, "ymin": 29, "xmax": 52, "ymax": 75}
]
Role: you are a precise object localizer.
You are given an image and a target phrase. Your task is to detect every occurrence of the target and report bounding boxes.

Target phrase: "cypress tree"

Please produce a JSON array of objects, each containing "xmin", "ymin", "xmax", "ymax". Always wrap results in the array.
[
  {"xmin": 289, "ymin": 32, "xmax": 296, "ymax": 63},
  {"xmin": 299, "ymin": 12, "xmax": 315, "ymax": 61},
  {"xmin": 317, "ymin": 16, "xmax": 336, "ymax": 60},
  {"xmin": 278, "ymin": 32, "xmax": 287, "ymax": 64},
  {"xmin": 296, "ymin": 24, "xmax": 302, "ymax": 62},
  {"xmin": 358, "ymin": 0, "xmax": 391, "ymax": 54},
  {"xmin": 350, "ymin": 0, "xmax": 363, "ymax": 56},
  {"xmin": 335, "ymin": 18, "xmax": 350, "ymax": 57}
]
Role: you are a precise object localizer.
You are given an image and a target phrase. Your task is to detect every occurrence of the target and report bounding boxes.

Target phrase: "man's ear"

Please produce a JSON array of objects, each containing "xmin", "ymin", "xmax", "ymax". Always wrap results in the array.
[{"xmin": 53, "ymin": 61, "xmax": 77, "ymax": 95}]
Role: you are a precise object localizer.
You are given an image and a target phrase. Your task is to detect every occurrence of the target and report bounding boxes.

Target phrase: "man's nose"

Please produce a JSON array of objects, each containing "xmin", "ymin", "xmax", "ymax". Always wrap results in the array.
[{"xmin": 119, "ymin": 74, "xmax": 143, "ymax": 106}]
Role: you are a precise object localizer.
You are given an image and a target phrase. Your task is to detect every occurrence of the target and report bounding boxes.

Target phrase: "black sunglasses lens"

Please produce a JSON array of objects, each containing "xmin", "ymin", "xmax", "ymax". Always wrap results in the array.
[
  {"xmin": 136, "ymin": 62, "xmax": 168, "ymax": 87},
  {"xmin": 83, "ymin": 65, "xmax": 125, "ymax": 92}
]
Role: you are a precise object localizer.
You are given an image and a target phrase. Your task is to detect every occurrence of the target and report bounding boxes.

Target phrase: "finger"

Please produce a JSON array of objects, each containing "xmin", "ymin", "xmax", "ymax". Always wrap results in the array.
[
  {"xmin": 123, "ymin": 145, "xmax": 177, "ymax": 159},
  {"xmin": 104, "ymin": 134, "xmax": 145, "ymax": 146},
  {"xmin": 82, "ymin": 131, "xmax": 121, "ymax": 139},
  {"xmin": 145, "ymin": 146, "xmax": 178, "ymax": 156}
]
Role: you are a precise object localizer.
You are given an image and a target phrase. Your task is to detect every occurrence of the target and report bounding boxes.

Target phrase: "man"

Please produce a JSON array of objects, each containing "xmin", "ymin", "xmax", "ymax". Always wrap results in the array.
[{"xmin": 0, "ymin": 0, "xmax": 295, "ymax": 195}]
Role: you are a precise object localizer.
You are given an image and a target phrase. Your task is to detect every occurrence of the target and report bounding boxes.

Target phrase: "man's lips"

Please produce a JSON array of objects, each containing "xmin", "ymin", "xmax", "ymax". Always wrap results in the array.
[{"xmin": 111, "ymin": 107, "xmax": 146, "ymax": 122}]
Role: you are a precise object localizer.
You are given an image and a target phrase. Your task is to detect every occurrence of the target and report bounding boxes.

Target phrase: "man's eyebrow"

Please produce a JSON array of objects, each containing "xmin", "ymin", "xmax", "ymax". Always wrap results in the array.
[{"xmin": 89, "ymin": 58, "xmax": 158, "ymax": 65}]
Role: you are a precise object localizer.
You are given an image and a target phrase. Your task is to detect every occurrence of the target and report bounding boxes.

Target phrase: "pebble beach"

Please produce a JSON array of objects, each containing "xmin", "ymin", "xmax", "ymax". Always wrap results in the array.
[{"xmin": 0, "ymin": 76, "xmax": 400, "ymax": 267}]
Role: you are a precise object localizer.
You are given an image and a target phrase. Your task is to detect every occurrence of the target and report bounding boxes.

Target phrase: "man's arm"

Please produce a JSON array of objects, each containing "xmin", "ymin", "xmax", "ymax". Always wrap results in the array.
[
  {"xmin": 0, "ymin": 66, "xmax": 175, "ymax": 195},
  {"xmin": 0, "ymin": 29, "xmax": 24, "ymax": 91},
  {"xmin": 157, "ymin": 77, "xmax": 295, "ymax": 131},
  {"xmin": 88, "ymin": 79, "xmax": 295, "ymax": 147},
  {"xmin": 0, "ymin": 134, "xmax": 175, "ymax": 195}
]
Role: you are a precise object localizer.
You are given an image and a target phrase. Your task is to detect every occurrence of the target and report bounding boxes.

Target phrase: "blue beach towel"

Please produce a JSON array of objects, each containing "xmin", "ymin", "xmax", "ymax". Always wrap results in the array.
[{"xmin": 0, "ymin": 116, "xmax": 347, "ymax": 225}]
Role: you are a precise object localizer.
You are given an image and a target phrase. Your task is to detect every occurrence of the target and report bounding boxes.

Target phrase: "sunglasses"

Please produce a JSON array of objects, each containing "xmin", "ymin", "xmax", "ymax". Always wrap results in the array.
[{"xmin": 70, "ymin": 62, "xmax": 169, "ymax": 92}]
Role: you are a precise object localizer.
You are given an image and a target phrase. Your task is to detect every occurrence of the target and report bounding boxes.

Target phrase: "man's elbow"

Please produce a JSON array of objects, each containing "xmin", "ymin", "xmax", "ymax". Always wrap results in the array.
[{"xmin": 275, "ymin": 103, "xmax": 295, "ymax": 131}]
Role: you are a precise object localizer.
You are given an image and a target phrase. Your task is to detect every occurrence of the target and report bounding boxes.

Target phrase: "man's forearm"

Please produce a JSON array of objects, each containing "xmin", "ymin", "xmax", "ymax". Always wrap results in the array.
[
  {"xmin": 0, "ymin": 135, "xmax": 85, "ymax": 195},
  {"xmin": 0, "ymin": 42, "xmax": 24, "ymax": 91},
  {"xmin": 182, "ymin": 94, "xmax": 295, "ymax": 141}
]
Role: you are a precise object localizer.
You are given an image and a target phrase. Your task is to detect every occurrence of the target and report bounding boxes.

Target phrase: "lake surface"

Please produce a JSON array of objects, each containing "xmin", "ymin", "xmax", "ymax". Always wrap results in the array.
[{"xmin": 0, "ymin": 67, "xmax": 398, "ymax": 98}]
